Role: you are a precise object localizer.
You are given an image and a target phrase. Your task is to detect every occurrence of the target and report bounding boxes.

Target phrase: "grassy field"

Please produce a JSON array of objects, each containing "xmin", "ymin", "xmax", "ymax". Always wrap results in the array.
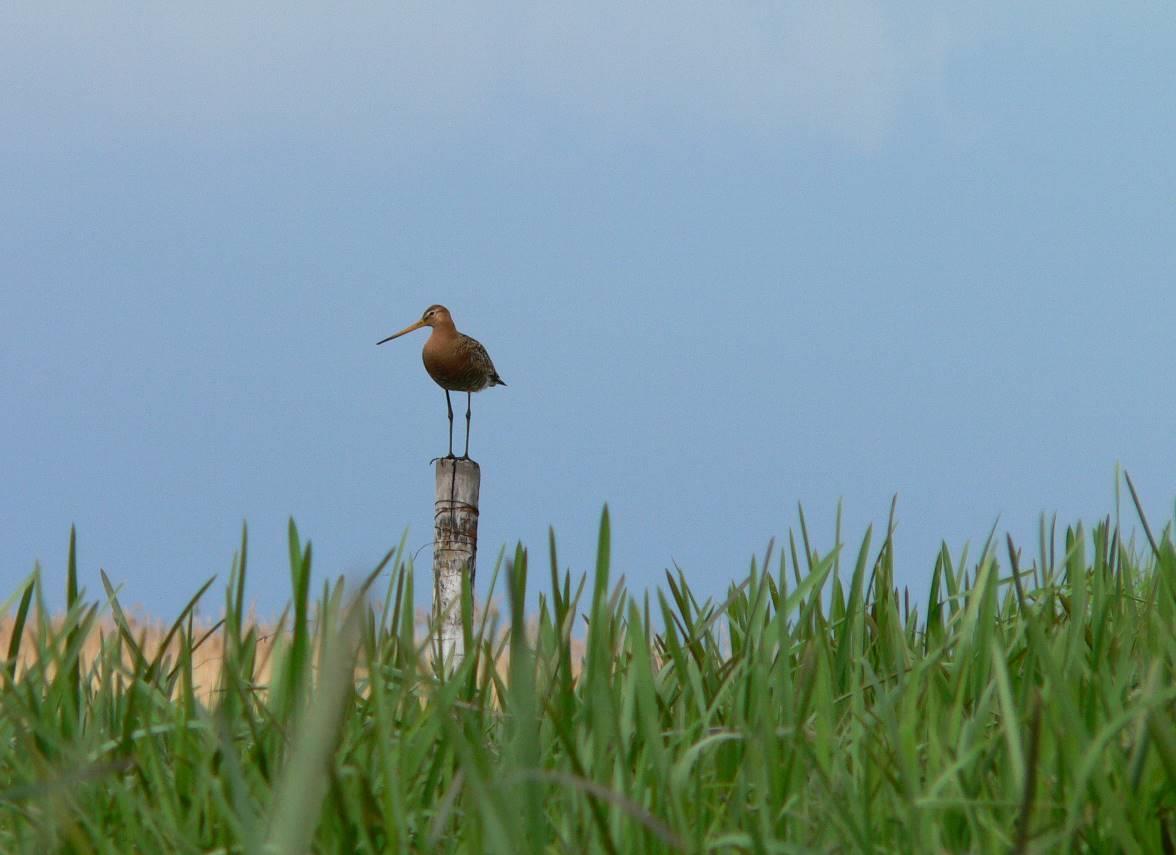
[{"xmin": 2, "ymin": 480, "xmax": 1175, "ymax": 852}]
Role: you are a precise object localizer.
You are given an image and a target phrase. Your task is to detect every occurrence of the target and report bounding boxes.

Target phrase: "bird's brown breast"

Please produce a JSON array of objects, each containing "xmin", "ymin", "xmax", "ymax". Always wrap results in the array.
[{"xmin": 422, "ymin": 332, "xmax": 496, "ymax": 392}]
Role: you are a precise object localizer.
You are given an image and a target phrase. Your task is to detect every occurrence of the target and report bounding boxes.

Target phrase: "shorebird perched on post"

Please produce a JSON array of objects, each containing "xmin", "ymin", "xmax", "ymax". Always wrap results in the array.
[{"xmin": 378, "ymin": 305, "xmax": 506, "ymax": 460}]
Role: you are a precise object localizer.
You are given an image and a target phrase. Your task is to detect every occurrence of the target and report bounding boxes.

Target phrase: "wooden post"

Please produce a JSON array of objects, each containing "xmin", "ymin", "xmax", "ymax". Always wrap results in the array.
[{"xmin": 433, "ymin": 458, "xmax": 479, "ymax": 667}]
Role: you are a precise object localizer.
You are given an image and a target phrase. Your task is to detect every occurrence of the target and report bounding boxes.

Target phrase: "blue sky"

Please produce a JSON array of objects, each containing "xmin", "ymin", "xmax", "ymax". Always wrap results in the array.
[{"xmin": 2, "ymin": 4, "xmax": 1173, "ymax": 617}]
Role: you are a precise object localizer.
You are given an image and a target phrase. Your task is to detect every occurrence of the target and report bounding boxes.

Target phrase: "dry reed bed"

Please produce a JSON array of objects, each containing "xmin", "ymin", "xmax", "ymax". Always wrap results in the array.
[{"xmin": 0, "ymin": 607, "xmax": 584, "ymax": 707}]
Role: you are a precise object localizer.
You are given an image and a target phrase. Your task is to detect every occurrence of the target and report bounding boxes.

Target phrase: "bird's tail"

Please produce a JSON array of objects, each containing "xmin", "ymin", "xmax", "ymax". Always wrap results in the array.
[{"xmin": 491, "ymin": 373, "xmax": 507, "ymax": 387}]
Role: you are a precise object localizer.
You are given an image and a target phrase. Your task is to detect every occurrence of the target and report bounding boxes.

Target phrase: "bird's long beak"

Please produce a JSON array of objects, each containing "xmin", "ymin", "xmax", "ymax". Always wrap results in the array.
[{"xmin": 377, "ymin": 319, "xmax": 427, "ymax": 345}]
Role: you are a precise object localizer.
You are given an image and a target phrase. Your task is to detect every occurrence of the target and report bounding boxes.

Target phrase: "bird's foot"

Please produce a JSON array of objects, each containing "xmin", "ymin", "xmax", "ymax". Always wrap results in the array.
[{"xmin": 430, "ymin": 453, "xmax": 459, "ymax": 465}]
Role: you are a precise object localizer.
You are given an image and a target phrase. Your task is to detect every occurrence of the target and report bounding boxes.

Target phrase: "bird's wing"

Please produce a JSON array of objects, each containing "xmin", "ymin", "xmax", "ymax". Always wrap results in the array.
[
  {"xmin": 455, "ymin": 333, "xmax": 503, "ymax": 385},
  {"xmin": 460, "ymin": 335, "xmax": 493, "ymax": 369}
]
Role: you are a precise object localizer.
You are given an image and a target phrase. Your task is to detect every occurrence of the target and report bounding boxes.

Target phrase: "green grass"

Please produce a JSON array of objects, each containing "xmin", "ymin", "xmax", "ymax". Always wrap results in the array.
[{"xmin": 2, "ymin": 479, "xmax": 1175, "ymax": 853}]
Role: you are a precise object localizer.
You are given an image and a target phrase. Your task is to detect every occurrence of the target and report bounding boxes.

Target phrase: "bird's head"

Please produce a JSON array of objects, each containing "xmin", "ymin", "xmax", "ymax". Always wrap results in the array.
[{"xmin": 378, "ymin": 304, "xmax": 453, "ymax": 344}]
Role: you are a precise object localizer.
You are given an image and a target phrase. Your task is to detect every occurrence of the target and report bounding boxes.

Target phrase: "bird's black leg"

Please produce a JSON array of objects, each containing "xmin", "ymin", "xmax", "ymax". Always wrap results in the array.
[
  {"xmin": 460, "ymin": 392, "xmax": 472, "ymax": 459},
  {"xmin": 445, "ymin": 390, "xmax": 455, "ymax": 459}
]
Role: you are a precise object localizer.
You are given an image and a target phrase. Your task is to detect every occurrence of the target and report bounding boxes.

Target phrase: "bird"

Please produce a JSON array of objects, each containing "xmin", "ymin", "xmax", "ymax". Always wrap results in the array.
[{"xmin": 378, "ymin": 304, "xmax": 506, "ymax": 460}]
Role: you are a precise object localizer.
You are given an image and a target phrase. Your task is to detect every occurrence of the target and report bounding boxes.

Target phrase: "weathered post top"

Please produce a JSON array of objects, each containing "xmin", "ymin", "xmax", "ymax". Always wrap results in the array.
[{"xmin": 433, "ymin": 457, "xmax": 480, "ymax": 667}]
